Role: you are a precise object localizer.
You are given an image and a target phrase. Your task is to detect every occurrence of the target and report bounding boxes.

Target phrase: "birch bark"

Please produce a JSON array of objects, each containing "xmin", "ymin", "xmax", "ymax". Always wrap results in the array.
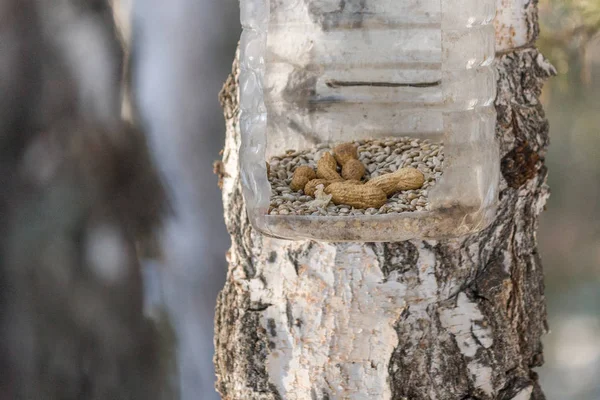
[{"xmin": 215, "ymin": 1, "xmax": 556, "ymax": 399}]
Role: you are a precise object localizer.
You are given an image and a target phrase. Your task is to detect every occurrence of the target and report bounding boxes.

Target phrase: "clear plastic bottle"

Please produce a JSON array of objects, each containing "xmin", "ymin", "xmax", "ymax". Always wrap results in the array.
[{"xmin": 239, "ymin": 0, "xmax": 499, "ymax": 242}]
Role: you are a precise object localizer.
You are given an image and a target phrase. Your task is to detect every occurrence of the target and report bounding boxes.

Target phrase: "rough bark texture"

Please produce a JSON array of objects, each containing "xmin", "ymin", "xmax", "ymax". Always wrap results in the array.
[{"xmin": 215, "ymin": 8, "xmax": 555, "ymax": 400}]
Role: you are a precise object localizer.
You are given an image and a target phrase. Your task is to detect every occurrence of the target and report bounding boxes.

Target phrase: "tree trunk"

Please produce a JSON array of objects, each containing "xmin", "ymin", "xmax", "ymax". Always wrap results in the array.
[{"xmin": 214, "ymin": 1, "xmax": 556, "ymax": 399}]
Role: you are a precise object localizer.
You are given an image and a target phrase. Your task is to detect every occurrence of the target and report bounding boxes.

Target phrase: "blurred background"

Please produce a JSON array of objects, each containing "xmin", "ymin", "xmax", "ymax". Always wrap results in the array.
[
  {"xmin": 536, "ymin": 1, "xmax": 600, "ymax": 399},
  {"xmin": 121, "ymin": 0, "xmax": 238, "ymax": 399},
  {"xmin": 126, "ymin": 0, "xmax": 600, "ymax": 398}
]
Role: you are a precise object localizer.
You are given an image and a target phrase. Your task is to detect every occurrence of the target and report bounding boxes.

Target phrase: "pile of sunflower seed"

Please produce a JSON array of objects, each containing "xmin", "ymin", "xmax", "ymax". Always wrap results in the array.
[{"xmin": 268, "ymin": 137, "xmax": 444, "ymax": 216}]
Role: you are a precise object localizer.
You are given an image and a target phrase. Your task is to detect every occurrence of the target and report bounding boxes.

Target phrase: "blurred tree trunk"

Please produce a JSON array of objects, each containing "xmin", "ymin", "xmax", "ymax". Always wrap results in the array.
[
  {"xmin": 0, "ymin": 1, "xmax": 174, "ymax": 399},
  {"xmin": 215, "ymin": 1, "xmax": 556, "ymax": 399},
  {"xmin": 128, "ymin": 1, "xmax": 238, "ymax": 399}
]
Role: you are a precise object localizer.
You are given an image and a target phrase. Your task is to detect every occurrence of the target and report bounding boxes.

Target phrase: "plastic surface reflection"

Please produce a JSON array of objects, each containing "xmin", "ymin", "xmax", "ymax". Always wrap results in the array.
[{"xmin": 239, "ymin": 0, "xmax": 500, "ymax": 242}]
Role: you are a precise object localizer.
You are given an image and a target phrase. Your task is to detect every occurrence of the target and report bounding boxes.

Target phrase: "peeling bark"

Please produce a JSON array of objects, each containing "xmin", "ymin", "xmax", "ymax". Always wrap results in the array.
[{"xmin": 215, "ymin": 4, "xmax": 555, "ymax": 399}]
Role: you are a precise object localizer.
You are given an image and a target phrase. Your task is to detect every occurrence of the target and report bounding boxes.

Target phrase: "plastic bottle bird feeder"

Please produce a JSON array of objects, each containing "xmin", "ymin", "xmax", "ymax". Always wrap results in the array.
[{"xmin": 238, "ymin": 0, "xmax": 500, "ymax": 242}]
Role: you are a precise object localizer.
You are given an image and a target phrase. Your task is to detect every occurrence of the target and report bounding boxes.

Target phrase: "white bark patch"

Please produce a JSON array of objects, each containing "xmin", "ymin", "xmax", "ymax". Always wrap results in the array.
[
  {"xmin": 440, "ymin": 293, "xmax": 495, "ymax": 395},
  {"xmin": 440, "ymin": 293, "xmax": 493, "ymax": 357},
  {"xmin": 511, "ymin": 385, "xmax": 533, "ymax": 400},
  {"xmin": 494, "ymin": 0, "xmax": 533, "ymax": 51},
  {"xmin": 536, "ymin": 52, "xmax": 558, "ymax": 78},
  {"xmin": 468, "ymin": 362, "xmax": 494, "ymax": 396},
  {"xmin": 387, "ymin": 242, "xmax": 443, "ymax": 399},
  {"xmin": 245, "ymin": 240, "xmax": 408, "ymax": 400},
  {"xmin": 387, "ymin": 241, "xmax": 440, "ymax": 308}
]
